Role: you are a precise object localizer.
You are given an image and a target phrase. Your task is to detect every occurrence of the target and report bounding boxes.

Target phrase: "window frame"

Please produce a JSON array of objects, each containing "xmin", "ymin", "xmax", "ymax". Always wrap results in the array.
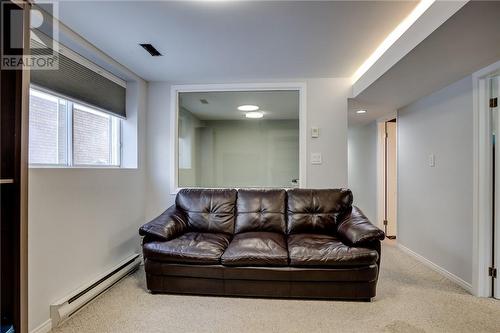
[
  {"xmin": 170, "ymin": 83, "xmax": 307, "ymax": 194},
  {"xmin": 29, "ymin": 85, "xmax": 123, "ymax": 168}
]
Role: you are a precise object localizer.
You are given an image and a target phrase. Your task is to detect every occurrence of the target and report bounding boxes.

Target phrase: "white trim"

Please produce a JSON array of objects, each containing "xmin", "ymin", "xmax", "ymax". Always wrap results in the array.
[
  {"xmin": 472, "ymin": 60, "xmax": 500, "ymax": 297},
  {"xmin": 376, "ymin": 122, "xmax": 385, "ymax": 230},
  {"xmin": 169, "ymin": 83, "xmax": 307, "ymax": 194},
  {"xmin": 170, "ymin": 85, "xmax": 178, "ymax": 194},
  {"xmin": 398, "ymin": 243, "xmax": 472, "ymax": 293},
  {"xmin": 30, "ymin": 319, "xmax": 52, "ymax": 333}
]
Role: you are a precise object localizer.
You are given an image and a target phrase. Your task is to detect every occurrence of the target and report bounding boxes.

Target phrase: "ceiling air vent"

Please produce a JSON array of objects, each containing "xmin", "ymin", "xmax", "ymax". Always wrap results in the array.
[
  {"xmin": 200, "ymin": 99, "xmax": 209, "ymax": 105},
  {"xmin": 139, "ymin": 43, "xmax": 162, "ymax": 56}
]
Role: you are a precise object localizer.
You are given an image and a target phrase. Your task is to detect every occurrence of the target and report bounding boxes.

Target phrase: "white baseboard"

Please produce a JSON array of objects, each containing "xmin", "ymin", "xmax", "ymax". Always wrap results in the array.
[
  {"xmin": 30, "ymin": 319, "xmax": 52, "ymax": 333},
  {"xmin": 397, "ymin": 243, "xmax": 472, "ymax": 293}
]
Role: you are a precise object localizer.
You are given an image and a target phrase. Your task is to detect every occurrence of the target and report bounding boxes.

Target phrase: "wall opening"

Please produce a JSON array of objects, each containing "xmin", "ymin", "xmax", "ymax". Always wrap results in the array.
[{"xmin": 170, "ymin": 83, "xmax": 307, "ymax": 193}]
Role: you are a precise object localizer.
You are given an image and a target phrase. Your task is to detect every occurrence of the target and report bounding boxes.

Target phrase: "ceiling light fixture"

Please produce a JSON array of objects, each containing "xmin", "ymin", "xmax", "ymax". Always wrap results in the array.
[
  {"xmin": 238, "ymin": 105, "xmax": 259, "ymax": 111},
  {"xmin": 356, "ymin": 110, "xmax": 367, "ymax": 114},
  {"xmin": 245, "ymin": 111, "xmax": 264, "ymax": 119},
  {"xmin": 351, "ymin": 0, "xmax": 435, "ymax": 84}
]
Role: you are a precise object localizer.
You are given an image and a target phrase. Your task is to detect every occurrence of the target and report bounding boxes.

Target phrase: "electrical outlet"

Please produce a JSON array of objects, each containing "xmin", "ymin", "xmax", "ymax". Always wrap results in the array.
[{"xmin": 311, "ymin": 127, "xmax": 320, "ymax": 138}]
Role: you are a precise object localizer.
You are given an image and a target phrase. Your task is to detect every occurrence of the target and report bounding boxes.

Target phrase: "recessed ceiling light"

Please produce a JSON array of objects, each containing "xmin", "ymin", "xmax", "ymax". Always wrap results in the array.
[
  {"xmin": 356, "ymin": 110, "xmax": 367, "ymax": 114},
  {"xmin": 238, "ymin": 105, "xmax": 259, "ymax": 111},
  {"xmin": 245, "ymin": 111, "xmax": 264, "ymax": 119}
]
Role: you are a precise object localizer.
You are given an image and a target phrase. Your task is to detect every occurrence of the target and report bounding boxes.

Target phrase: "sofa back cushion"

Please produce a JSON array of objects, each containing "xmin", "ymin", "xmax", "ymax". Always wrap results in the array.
[
  {"xmin": 235, "ymin": 189, "xmax": 286, "ymax": 234},
  {"xmin": 287, "ymin": 189, "xmax": 353, "ymax": 234},
  {"xmin": 176, "ymin": 189, "xmax": 237, "ymax": 234}
]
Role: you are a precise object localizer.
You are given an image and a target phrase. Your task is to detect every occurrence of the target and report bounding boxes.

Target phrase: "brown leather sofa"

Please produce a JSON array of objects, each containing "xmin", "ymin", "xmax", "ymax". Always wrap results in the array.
[{"xmin": 139, "ymin": 188, "xmax": 385, "ymax": 301}]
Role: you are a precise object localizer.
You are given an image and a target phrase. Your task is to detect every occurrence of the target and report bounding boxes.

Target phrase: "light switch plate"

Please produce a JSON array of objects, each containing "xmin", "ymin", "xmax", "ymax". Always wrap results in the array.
[
  {"xmin": 311, "ymin": 127, "xmax": 320, "ymax": 138},
  {"xmin": 311, "ymin": 153, "xmax": 322, "ymax": 165},
  {"xmin": 428, "ymin": 154, "xmax": 435, "ymax": 167}
]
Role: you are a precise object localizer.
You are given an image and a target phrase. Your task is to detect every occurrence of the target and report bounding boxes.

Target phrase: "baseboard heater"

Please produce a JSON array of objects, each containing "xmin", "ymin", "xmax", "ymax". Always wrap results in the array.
[{"xmin": 50, "ymin": 254, "xmax": 140, "ymax": 327}]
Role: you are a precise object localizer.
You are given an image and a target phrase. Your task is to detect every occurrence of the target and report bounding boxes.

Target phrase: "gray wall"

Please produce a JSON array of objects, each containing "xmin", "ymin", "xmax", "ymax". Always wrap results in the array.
[
  {"xmin": 197, "ymin": 119, "xmax": 299, "ymax": 188},
  {"xmin": 398, "ymin": 76, "xmax": 473, "ymax": 284},
  {"xmin": 178, "ymin": 108, "xmax": 300, "ymax": 188},
  {"xmin": 347, "ymin": 121, "xmax": 378, "ymax": 223}
]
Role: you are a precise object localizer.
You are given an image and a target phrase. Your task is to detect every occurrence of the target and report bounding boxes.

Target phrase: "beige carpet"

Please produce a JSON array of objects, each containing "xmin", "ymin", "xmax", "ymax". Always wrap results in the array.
[{"xmin": 52, "ymin": 241, "xmax": 500, "ymax": 333}]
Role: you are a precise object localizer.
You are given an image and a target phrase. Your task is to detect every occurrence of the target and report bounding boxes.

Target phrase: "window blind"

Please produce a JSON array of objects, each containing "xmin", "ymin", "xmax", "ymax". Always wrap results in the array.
[{"xmin": 30, "ymin": 39, "xmax": 126, "ymax": 118}]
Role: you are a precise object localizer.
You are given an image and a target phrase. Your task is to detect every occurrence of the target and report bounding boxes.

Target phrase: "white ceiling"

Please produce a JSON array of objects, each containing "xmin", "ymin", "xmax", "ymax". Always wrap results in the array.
[
  {"xmin": 348, "ymin": 1, "xmax": 500, "ymax": 127},
  {"xmin": 57, "ymin": 1, "xmax": 417, "ymax": 82},
  {"xmin": 180, "ymin": 90, "xmax": 299, "ymax": 120}
]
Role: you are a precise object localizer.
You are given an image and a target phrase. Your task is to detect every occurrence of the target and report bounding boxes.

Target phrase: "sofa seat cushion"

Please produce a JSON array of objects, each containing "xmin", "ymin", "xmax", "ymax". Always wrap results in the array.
[
  {"xmin": 143, "ymin": 232, "xmax": 231, "ymax": 265},
  {"xmin": 288, "ymin": 234, "xmax": 378, "ymax": 267},
  {"xmin": 221, "ymin": 232, "xmax": 288, "ymax": 267}
]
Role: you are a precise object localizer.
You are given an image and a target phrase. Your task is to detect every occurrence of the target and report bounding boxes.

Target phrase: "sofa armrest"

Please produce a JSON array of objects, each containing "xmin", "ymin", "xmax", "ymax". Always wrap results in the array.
[
  {"xmin": 336, "ymin": 206, "xmax": 385, "ymax": 245},
  {"xmin": 139, "ymin": 205, "xmax": 188, "ymax": 241}
]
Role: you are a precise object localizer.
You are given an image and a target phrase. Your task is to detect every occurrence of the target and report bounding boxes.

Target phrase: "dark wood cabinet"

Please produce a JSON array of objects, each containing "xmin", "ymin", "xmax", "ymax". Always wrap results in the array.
[{"xmin": 1, "ymin": 1, "xmax": 29, "ymax": 332}]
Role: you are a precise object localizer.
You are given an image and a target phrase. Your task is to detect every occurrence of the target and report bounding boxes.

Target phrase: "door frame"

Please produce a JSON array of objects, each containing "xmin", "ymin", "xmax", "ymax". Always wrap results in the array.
[
  {"xmin": 376, "ymin": 112, "xmax": 398, "ymax": 233},
  {"xmin": 169, "ymin": 82, "xmax": 307, "ymax": 194},
  {"xmin": 472, "ymin": 59, "xmax": 500, "ymax": 297}
]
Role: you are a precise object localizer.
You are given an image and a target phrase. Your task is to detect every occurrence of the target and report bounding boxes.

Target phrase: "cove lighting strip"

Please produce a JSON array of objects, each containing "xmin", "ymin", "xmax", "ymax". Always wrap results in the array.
[{"xmin": 351, "ymin": 0, "xmax": 435, "ymax": 84}]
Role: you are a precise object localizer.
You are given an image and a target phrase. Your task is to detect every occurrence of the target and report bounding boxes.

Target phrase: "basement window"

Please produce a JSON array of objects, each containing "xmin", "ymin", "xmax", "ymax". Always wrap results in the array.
[{"xmin": 29, "ymin": 87, "xmax": 121, "ymax": 167}]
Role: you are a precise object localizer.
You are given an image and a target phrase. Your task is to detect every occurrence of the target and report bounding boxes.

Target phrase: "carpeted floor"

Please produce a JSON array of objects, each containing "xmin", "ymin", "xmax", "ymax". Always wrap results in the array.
[{"xmin": 52, "ymin": 241, "xmax": 500, "ymax": 333}]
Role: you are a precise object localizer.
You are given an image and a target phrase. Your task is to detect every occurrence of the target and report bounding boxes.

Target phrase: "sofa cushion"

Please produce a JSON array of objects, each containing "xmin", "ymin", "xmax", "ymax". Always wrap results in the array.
[
  {"xmin": 143, "ymin": 232, "xmax": 231, "ymax": 265},
  {"xmin": 288, "ymin": 233, "xmax": 378, "ymax": 267},
  {"xmin": 235, "ymin": 189, "xmax": 286, "ymax": 234},
  {"xmin": 287, "ymin": 188, "xmax": 353, "ymax": 234},
  {"xmin": 221, "ymin": 232, "xmax": 288, "ymax": 266},
  {"xmin": 176, "ymin": 189, "xmax": 237, "ymax": 234}
]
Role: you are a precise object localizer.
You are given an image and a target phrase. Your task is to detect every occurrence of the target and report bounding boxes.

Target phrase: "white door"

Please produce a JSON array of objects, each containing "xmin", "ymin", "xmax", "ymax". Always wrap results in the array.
[{"xmin": 493, "ymin": 75, "xmax": 500, "ymax": 299}]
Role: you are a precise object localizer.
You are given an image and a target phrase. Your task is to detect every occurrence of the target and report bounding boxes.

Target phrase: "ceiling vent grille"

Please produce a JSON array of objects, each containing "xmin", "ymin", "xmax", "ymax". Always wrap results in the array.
[{"xmin": 139, "ymin": 44, "xmax": 162, "ymax": 56}]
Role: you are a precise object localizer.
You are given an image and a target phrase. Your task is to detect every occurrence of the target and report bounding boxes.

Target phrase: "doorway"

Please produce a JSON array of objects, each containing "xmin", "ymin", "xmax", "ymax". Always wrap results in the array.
[{"xmin": 378, "ymin": 118, "xmax": 397, "ymax": 239}]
